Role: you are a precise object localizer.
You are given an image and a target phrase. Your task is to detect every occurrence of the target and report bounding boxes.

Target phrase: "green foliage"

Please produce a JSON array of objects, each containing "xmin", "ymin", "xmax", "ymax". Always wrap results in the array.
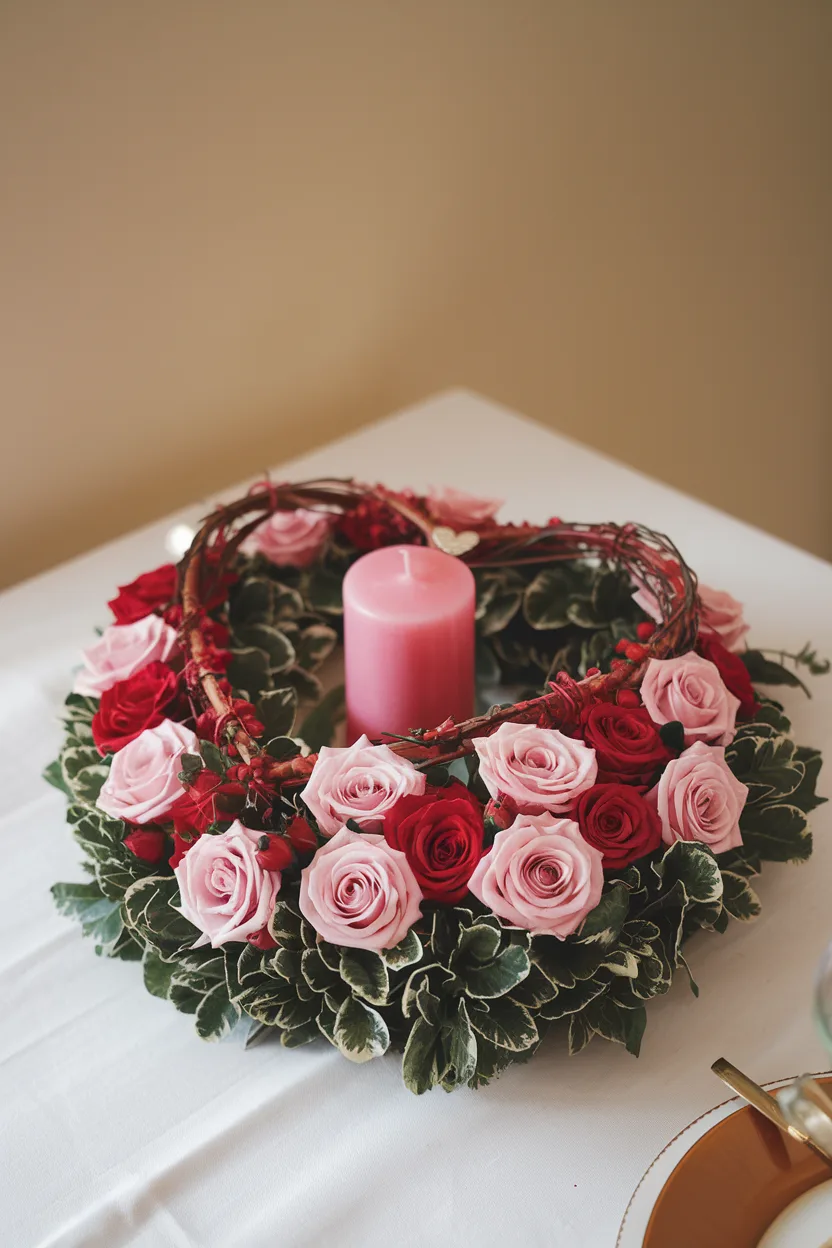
[
  {"xmin": 47, "ymin": 546, "xmax": 829, "ymax": 1094},
  {"xmin": 742, "ymin": 645, "xmax": 830, "ymax": 697},
  {"xmin": 257, "ymin": 687, "xmax": 298, "ymax": 741},
  {"xmin": 299, "ymin": 684, "xmax": 346, "ymax": 752},
  {"xmin": 475, "ymin": 559, "xmax": 641, "ymax": 687},
  {"xmin": 67, "ymin": 803, "xmax": 159, "ymax": 900},
  {"xmin": 51, "ymin": 880, "xmax": 125, "ymax": 955}
]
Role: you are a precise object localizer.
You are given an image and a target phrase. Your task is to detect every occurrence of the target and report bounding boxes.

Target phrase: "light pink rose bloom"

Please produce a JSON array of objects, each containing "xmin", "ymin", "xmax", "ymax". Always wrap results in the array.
[
  {"xmin": 649, "ymin": 741, "xmax": 747, "ymax": 854},
  {"xmin": 301, "ymin": 734, "xmax": 426, "ymax": 837},
  {"xmin": 468, "ymin": 813, "xmax": 603, "ymax": 938},
  {"xmin": 299, "ymin": 826, "xmax": 423, "ymax": 950},
  {"xmin": 472, "ymin": 722, "xmax": 597, "ymax": 814},
  {"xmin": 698, "ymin": 585, "xmax": 750, "ymax": 652},
  {"xmin": 631, "ymin": 583, "xmax": 664, "ymax": 624},
  {"xmin": 97, "ymin": 718, "xmax": 199, "ymax": 824},
  {"xmin": 640, "ymin": 652, "xmax": 740, "ymax": 746},
  {"xmin": 251, "ymin": 508, "xmax": 332, "ymax": 568},
  {"xmin": 73, "ymin": 615, "xmax": 177, "ymax": 697},
  {"xmin": 633, "ymin": 576, "xmax": 750, "ymax": 655},
  {"xmin": 427, "ymin": 486, "xmax": 503, "ymax": 528},
  {"xmin": 174, "ymin": 819, "xmax": 281, "ymax": 948}
]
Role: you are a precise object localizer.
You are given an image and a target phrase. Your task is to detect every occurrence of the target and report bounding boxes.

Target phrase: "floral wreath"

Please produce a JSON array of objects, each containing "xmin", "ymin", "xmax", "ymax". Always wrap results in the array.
[{"xmin": 48, "ymin": 481, "xmax": 828, "ymax": 1093}]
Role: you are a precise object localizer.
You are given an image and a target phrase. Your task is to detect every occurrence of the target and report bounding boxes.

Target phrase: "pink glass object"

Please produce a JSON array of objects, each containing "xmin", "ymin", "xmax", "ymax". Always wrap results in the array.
[{"xmin": 343, "ymin": 545, "xmax": 476, "ymax": 744}]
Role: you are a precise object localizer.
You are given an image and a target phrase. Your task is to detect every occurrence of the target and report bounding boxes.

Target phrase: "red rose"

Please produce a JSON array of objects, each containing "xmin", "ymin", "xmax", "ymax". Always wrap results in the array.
[
  {"xmin": 578, "ymin": 703, "xmax": 672, "ymax": 792},
  {"xmin": 383, "ymin": 782, "xmax": 485, "ymax": 903},
  {"xmin": 109, "ymin": 564, "xmax": 177, "ymax": 625},
  {"xmin": 697, "ymin": 634, "xmax": 760, "ymax": 720},
  {"xmin": 575, "ymin": 783, "xmax": 662, "ymax": 869},
  {"xmin": 172, "ymin": 769, "xmax": 246, "ymax": 835},
  {"xmin": 124, "ymin": 828, "xmax": 166, "ymax": 863},
  {"xmin": 92, "ymin": 661, "xmax": 182, "ymax": 755}
]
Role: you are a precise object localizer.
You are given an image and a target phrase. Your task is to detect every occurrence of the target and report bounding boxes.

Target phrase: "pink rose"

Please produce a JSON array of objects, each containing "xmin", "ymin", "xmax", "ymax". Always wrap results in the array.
[
  {"xmin": 633, "ymin": 577, "xmax": 750, "ymax": 655},
  {"xmin": 631, "ymin": 557, "xmax": 684, "ymax": 625},
  {"xmin": 73, "ymin": 616, "xmax": 178, "ymax": 697},
  {"xmin": 698, "ymin": 585, "xmax": 750, "ymax": 653},
  {"xmin": 631, "ymin": 583, "xmax": 664, "ymax": 624},
  {"xmin": 174, "ymin": 819, "xmax": 281, "ymax": 947},
  {"xmin": 251, "ymin": 508, "xmax": 332, "ymax": 568},
  {"xmin": 427, "ymin": 486, "xmax": 503, "ymax": 528},
  {"xmin": 468, "ymin": 813, "xmax": 603, "ymax": 938},
  {"xmin": 640, "ymin": 652, "xmax": 740, "ymax": 746},
  {"xmin": 299, "ymin": 826, "xmax": 423, "ymax": 950},
  {"xmin": 649, "ymin": 741, "xmax": 747, "ymax": 854},
  {"xmin": 97, "ymin": 719, "xmax": 199, "ymax": 824},
  {"xmin": 472, "ymin": 722, "xmax": 597, "ymax": 814},
  {"xmin": 301, "ymin": 734, "xmax": 426, "ymax": 837}
]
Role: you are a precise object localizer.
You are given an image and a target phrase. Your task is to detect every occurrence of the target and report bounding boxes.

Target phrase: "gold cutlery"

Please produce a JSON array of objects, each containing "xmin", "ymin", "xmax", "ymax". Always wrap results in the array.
[{"xmin": 711, "ymin": 1057, "xmax": 832, "ymax": 1166}]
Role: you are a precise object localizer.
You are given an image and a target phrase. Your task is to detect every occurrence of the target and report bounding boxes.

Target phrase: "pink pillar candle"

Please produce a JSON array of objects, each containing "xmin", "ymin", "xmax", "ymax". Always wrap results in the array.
[{"xmin": 343, "ymin": 545, "xmax": 476, "ymax": 744}]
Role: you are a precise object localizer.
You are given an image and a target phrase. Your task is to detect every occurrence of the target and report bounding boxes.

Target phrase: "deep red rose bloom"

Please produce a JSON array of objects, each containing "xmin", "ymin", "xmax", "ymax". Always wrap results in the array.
[
  {"xmin": 109, "ymin": 564, "xmax": 177, "ymax": 625},
  {"xmin": 172, "ymin": 770, "xmax": 246, "ymax": 835},
  {"xmin": 124, "ymin": 828, "xmax": 166, "ymax": 863},
  {"xmin": 383, "ymin": 782, "xmax": 485, "ymax": 903},
  {"xmin": 92, "ymin": 661, "xmax": 182, "ymax": 755},
  {"xmin": 696, "ymin": 633, "xmax": 760, "ymax": 720},
  {"xmin": 575, "ymin": 783, "xmax": 662, "ymax": 869},
  {"xmin": 578, "ymin": 702, "xmax": 673, "ymax": 792}
]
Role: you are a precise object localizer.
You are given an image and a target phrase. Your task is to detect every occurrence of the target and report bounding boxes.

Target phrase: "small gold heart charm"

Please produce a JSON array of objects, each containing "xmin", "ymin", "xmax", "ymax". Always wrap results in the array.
[{"xmin": 432, "ymin": 526, "xmax": 480, "ymax": 557}]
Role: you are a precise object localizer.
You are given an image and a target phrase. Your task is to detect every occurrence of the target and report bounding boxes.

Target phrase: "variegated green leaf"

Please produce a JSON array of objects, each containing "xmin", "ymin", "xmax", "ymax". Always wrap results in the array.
[
  {"xmin": 402, "ymin": 1017, "xmax": 441, "ymax": 1093},
  {"xmin": 720, "ymin": 870, "xmax": 762, "ymax": 921},
  {"xmin": 443, "ymin": 999, "xmax": 477, "ymax": 1086},
  {"xmin": 460, "ymin": 944, "xmax": 530, "ymax": 999},
  {"xmin": 333, "ymin": 996, "xmax": 389, "ymax": 1063},
  {"xmin": 196, "ymin": 983, "xmax": 241, "ymax": 1041},
  {"xmin": 468, "ymin": 996, "xmax": 538, "ymax": 1051},
  {"xmin": 339, "ymin": 948, "xmax": 389, "ymax": 1005},
  {"xmin": 381, "ymin": 928, "xmax": 423, "ymax": 970},
  {"xmin": 578, "ymin": 882, "xmax": 630, "ymax": 947}
]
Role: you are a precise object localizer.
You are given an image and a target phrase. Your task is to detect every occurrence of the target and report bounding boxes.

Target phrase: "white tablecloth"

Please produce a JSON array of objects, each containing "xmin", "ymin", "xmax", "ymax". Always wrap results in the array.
[{"xmin": 3, "ymin": 390, "xmax": 831, "ymax": 1248}]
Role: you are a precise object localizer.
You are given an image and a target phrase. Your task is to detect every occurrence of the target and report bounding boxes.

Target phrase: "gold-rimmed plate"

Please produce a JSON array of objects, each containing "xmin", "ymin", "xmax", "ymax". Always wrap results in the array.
[{"xmin": 618, "ymin": 1074, "xmax": 832, "ymax": 1247}]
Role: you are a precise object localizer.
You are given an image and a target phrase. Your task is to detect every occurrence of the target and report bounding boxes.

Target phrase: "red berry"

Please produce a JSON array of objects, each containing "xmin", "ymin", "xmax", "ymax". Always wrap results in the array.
[
  {"xmin": 255, "ymin": 836, "xmax": 295, "ymax": 871},
  {"xmin": 124, "ymin": 828, "xmax": 166, "ymax": 863},
  {"xmin": 585, "ymin": 666, "xmax": 601, "ymax": 678},
  {"xmin": 624, "ymin": 642, "xmax": 647, "ymax": 662},
  {"xmin": 617, "ymin": 689, "xmax": 642, "ymax": 708},
  {"xmin": 636, "ymin": 621, "xmax": 656, "ymax": 641},
  {"xmin": 286, "ymin": 815, "xmax": 318, "ymax": 853}
]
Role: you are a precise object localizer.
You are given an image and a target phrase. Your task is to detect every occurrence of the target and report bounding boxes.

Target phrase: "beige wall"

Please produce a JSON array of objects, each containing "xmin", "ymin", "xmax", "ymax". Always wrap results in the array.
[{"xmin": 1, "ymin": 1, "xmax": 830, "ymax": 589}]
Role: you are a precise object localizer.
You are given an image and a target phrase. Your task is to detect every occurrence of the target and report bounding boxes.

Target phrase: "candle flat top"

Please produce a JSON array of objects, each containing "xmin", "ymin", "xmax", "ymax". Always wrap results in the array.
[{"xmin": 342, "ymin": 544, "xmax": 475, "ymax": 623}]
